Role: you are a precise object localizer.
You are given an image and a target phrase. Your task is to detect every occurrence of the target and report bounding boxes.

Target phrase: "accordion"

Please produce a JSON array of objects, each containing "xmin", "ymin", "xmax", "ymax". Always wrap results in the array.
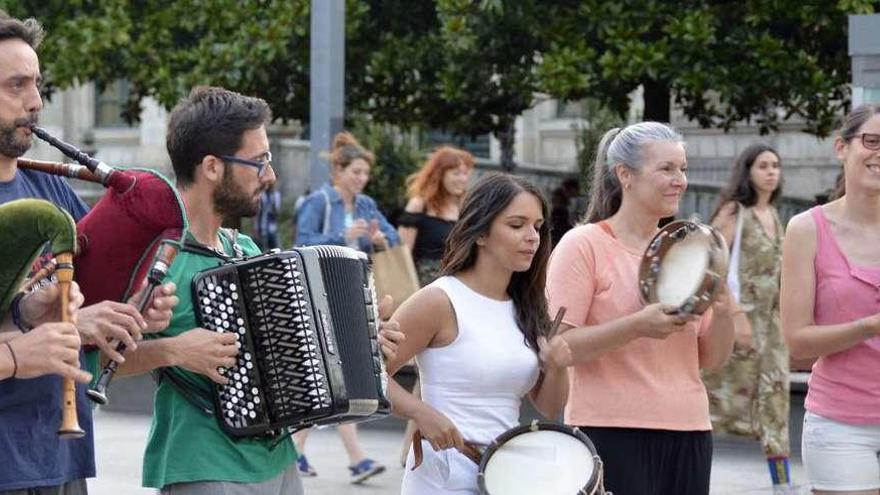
[{"xmin": 191, "ymin": 246, "xmax": 391, "ymax": 437}]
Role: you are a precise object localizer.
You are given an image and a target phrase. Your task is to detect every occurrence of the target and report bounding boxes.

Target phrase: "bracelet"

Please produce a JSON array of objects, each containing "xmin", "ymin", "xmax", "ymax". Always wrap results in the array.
[
  {"xmin": 4, "ymin": 341, "xmax": 18, "ymax": 379},
  {"xmin": 9, "ymin": 292, "xmax": 32, "ymax": 333}
]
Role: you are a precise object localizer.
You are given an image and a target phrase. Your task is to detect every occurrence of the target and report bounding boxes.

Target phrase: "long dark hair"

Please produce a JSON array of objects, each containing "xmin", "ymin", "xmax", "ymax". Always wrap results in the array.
[
  {"xmin": 710, "ymin": 143, "xmax": 782, "ymax": 220},
  {"xmin": 440, "ymin": 173, "xmax": 551, "ymax": 351}
]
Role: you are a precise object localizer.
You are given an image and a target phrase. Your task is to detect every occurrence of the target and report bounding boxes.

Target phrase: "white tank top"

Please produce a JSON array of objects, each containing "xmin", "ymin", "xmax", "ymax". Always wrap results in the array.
[{"xmin": 417, "ymin": 276, "xmax": 541, "ymax": 445}]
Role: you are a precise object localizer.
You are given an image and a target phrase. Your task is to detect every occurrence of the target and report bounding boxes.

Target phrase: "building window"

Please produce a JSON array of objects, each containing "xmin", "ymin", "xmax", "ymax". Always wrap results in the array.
[
  {"xmin": 94, "ymin": 80, "xmax": 132, "ymax": 128},
  {"xmin": 424, "ymin": 130, "xmax": 490, "ymax": 159},
  {"xmin": 556, "ymin": 99, "xmax": 585, "ymax": 119}
]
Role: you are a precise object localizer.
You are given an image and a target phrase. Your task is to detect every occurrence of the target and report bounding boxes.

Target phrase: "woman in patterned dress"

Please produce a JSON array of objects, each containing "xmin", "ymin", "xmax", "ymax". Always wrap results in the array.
[{"xmin": 703, "ymin": 143, "xmax": 790, "ymax": 491}]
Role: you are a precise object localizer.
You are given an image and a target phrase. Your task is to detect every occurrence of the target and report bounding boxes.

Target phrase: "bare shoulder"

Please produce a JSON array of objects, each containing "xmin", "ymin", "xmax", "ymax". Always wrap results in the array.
[
  {"xmin": 404, "ymin": 196, "xmax": 426, "ymax": 214},
  {"xmin": 712, "ymin": 201, "xmax": 738, "ymax": 224},
  {"xmin": 782, "ymin": 208, "xmax": 819, "ymax": 259},
  {"xmin": 785, "ymin": 208, "xmax": 817, "ymax": 241},
  {"xmin": 392, "ymin": 285, "xmax": 454, "ymax": 329}
]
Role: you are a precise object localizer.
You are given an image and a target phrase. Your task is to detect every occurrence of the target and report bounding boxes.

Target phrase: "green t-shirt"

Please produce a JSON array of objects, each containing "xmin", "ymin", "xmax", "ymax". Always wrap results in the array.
[{"xmin": 141, "ymin": 231, "xmax": 297, "ymax": 489}]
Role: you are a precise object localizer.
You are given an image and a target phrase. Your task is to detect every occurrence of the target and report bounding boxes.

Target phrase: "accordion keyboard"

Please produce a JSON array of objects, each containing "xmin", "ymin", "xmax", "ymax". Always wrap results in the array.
[
  {"xmin": 195, "ymin": 274, "xmax": 268, "ymax": 430},
  {"xmin": 194, "ymin": 254, "xmax": 333, "ymax": 435}
]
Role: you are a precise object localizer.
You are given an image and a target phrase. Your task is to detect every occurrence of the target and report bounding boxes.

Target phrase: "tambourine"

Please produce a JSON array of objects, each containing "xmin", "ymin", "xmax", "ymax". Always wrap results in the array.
[{"xmin": 638, "ymin": 220, "xmax": 729, "ymax": 315}]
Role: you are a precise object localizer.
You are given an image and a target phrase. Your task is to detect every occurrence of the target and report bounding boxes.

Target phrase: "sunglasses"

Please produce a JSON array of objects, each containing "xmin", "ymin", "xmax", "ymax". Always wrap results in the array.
[{"xmin": 220, "ymin": 151, "xmax": 273, "ymax": 178}]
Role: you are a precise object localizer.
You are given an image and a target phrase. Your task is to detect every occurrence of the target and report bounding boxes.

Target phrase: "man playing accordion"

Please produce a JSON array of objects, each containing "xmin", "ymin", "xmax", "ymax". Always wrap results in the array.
[{"xmin": 113, "ymin": 86, "xmax": 403, "ymax": 495}]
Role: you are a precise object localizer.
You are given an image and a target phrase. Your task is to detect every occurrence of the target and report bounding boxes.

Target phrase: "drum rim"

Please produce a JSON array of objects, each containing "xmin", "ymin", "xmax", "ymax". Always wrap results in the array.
[{"xmin": 476, "ymin": 421, "xmax": 600, "ymax": 494}]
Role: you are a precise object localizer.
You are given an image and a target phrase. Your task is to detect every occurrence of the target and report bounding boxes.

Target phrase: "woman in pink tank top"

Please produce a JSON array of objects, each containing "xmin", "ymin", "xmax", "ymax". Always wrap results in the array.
[{"xmin": 782, "ymin": 103, "xmax": 880, "ymax": 494}]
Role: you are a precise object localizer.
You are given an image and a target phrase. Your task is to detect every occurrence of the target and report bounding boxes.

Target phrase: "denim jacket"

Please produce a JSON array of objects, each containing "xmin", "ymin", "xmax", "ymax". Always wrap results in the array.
[{"xmin": 295, "ymin": 183, "xmax": 400, "ymax": 252}]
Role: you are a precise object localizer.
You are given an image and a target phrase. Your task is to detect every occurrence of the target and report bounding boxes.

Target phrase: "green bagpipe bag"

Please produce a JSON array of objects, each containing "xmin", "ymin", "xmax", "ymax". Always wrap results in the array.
[{"xmin": 0, "ymin": 198, "xmax": 77, "ymax": 322}]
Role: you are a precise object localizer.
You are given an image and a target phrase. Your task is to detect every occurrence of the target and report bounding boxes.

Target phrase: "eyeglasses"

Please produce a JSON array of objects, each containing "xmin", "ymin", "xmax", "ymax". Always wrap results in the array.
[
  {"xmin": 854, "ymin": 133, "xmax": 880, "ymax": 151},
  {"xmin": 220, "ymin": 151, "xmax": 273, "ymax": 178}
]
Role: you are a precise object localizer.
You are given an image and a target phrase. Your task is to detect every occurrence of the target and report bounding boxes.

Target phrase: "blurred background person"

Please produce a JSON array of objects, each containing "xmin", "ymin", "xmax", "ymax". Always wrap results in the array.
[
  {"xmin": 255, "ymin": 183, "xmax": 281, "ymax": 250},
  {"xmin": 549, "ymin": 177, "xmax": 580, "ymax": 247},
  {"xmin": 702, "ymin": 143, "xmax": 791, "ymax": 491},
  {"xmin": 397, "ymin": 146, "xmax": 474, "ymax": 287},
  {"xmin": 295, "ymin": 131, "xmax": 398, "ymax": 254},
  {"xmin": 293, "ymin": 131, "xmax": 398, "ymax": 483}
]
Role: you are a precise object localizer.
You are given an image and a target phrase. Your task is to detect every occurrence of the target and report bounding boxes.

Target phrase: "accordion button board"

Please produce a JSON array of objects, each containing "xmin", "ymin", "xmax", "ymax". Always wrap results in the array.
[{"xmin": 192, "ymin": 247, "xmax": 390, "ymax": 438}]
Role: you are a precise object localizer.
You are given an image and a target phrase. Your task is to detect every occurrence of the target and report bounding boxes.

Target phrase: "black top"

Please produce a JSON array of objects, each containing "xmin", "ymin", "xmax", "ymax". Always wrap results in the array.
[{"xmin": 398, "ymin": 212, "xmax": 456, "ymax": 261}]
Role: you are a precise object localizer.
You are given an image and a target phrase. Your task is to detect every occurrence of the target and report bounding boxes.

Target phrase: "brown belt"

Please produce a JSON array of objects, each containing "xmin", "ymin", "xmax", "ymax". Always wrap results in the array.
[{"xmin": 410, "ymin": 429, "xmax": 483, "ymax": 470}]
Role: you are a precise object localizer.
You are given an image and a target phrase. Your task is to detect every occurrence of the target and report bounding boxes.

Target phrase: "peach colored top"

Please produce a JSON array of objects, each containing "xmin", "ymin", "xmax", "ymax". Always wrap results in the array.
[{"xmin": 547, "ymin": 223, "xmax": 713, "ymax": 431}]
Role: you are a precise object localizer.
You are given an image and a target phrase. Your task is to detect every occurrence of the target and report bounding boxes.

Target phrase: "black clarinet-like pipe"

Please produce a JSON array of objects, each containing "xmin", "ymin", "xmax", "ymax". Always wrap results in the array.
[
  {"xmin": 30, "ymin": 125, "xmax": 116, "ymax": 185},
  {"xmin": 87, "ymin": 242, "xmax": 178, "ymax": 405}
]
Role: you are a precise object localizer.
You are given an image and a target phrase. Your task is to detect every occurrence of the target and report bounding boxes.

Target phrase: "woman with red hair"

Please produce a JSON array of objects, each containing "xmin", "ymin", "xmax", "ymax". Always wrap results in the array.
[{"xmin": 398, "ymin": 146, "xmax": 474, "ymax": 286}]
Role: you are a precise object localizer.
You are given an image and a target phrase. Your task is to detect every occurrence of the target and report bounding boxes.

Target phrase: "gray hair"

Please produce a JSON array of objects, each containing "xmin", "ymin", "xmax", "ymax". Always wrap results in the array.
[{"xmin": 584, "ymin": 121, "xmax": 683, "ymax": 223}]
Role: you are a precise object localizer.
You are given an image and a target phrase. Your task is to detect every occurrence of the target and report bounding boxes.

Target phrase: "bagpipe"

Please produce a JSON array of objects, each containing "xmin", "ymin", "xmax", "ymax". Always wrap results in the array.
[
  {"xmin": 21, "ymin": 126, "xmax": 188, "ymax": 406},
  {"xmin": 0, "ymin": 198, "xmax": 82, "ymax": 437}
]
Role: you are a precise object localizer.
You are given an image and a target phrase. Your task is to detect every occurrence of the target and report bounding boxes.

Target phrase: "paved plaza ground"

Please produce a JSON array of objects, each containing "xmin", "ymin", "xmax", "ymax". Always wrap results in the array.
[{"xmin": 89, "ymin": 408, "xmax": 808, "ymax": 495}]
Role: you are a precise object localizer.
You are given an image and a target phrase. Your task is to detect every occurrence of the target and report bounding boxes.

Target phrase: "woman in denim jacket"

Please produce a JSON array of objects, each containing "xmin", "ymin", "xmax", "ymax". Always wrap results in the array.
[
  {"xmin": 293, "ymin": 131, "xmax": 397, "ymax": 483},
  {"xmin": 295, "ymin": 132, "xmax": 399, "ymax": 252}
]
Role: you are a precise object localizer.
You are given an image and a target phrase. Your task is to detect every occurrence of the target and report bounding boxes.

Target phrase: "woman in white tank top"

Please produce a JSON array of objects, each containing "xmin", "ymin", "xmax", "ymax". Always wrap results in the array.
[{"xmin": 385, "ymin": 173, "xmax": 570, "ymax": 494}]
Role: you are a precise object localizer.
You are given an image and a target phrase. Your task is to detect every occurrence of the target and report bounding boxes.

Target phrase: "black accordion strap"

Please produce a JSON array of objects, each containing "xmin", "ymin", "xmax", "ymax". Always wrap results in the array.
[
  {"xmin": 151, "ymin": 228, "xmax": 243, "ymax": 417},
  {"xmin": 152, "ymin": 367, "xmax": 214, "ymax": 416},
  {"xmin": 180, "ymin": 228, "xmax": 243, "ymax": 260}
]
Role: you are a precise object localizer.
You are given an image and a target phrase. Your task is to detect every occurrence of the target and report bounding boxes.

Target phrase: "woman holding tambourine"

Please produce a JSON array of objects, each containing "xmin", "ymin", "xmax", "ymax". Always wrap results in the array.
[{"xmin": 546, "ymin": 122, "xmax": 735, "ymax": 495}]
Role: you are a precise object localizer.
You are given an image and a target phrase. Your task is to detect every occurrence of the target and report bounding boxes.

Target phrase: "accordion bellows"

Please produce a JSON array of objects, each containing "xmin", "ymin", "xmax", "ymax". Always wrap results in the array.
[{"xmin": 192, "ymin": 246, "xmax": 390, "ymax": 437}]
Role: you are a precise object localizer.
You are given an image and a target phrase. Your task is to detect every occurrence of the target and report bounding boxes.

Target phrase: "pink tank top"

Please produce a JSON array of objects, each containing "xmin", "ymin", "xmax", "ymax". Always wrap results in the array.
[{"xmin": 806, "ymin": 206, "xmax": 880, "ymax": 424}]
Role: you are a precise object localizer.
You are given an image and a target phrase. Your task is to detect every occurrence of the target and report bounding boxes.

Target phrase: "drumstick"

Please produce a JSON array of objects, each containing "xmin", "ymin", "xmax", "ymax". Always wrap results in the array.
[{"xmin": 547, "ymin": 306, "xmax": 567, "ymax": 340}]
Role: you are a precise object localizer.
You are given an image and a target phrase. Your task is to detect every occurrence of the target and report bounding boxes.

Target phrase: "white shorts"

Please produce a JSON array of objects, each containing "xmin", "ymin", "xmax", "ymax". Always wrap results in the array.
[{"xmin": 802, "ymin": 411, "xmax": 880, "ymax": 491}]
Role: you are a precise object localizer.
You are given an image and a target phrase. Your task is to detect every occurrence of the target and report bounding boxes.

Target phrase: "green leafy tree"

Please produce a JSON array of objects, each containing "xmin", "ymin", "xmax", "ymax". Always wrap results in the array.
[
  {"xmin": 1, "ymin": 0, "xmax": 358, "ymax": 123},
  {"xmin": 352, "ymin": 0, "xmax": 555, "ymax": 171},
  {"xmin": 6, "ymin": 1, "xmax": 555, "ymax": 172},
  {"xmin": 540, "ymin": 0, "xmax": 878, "ymax": 136},
  {"xmin": 352, "ymin": 117, "xmax": 421, "ymax": 222},
  {"xmin": 573, "ymin": 99, "xmax": 624, "ymax": 196}
]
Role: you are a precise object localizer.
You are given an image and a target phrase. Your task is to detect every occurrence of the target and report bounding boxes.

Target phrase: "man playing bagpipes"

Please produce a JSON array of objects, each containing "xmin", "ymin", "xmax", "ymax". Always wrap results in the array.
[
  {"xmin": 0, "ymin": 13, "xmax": 180, "ymax": 495},
  {"xmin": 112, "ymin": 86, "xmax": 404, "ymax": 495}
]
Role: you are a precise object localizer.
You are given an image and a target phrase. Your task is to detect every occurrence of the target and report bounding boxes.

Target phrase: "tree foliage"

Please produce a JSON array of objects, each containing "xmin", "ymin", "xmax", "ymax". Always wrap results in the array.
[
  {"xmin": 2, "ymin": 0, "xmax": 875, "ymax": 157},
  {"xmin": 539, "ymin": 0, "xmax": 878, "ymax": 136}
]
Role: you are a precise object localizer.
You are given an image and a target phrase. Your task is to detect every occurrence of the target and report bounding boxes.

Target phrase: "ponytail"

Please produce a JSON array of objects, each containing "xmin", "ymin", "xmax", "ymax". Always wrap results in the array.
[{"xmin": 584, "ymin": 128, "xmax": 622, "ymax": 223}]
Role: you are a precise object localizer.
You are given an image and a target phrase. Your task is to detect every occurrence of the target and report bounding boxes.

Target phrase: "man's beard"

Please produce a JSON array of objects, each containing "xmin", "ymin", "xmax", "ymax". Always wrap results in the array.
[
  {"xmin": 0, "ymin": 115, "xmax": 36, "ymax": 158},
  {"xmin": 213, "ymin": 172, "xmax": 262, "ymax": 219}
]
